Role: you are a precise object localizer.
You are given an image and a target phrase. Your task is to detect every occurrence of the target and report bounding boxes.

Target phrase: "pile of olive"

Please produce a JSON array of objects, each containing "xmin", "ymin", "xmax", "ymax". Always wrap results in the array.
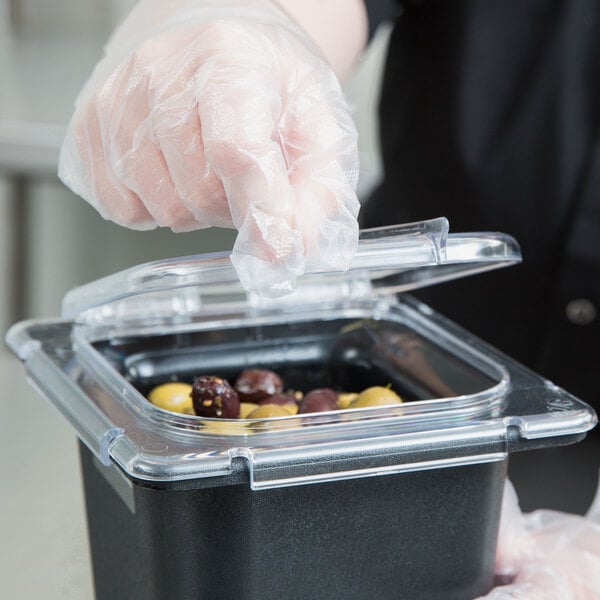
[{"xmin": 147, "ymin": 368, "xmax": 402, "ymax": 424}]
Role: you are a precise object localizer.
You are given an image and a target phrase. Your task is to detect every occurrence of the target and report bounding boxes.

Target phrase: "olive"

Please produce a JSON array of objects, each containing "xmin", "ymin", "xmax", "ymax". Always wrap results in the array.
[
  {"xmin": 200, "ymin": 420, "xmax": 248, "ymax": 435},
  {"xmin": 239, "ymin": 402, "xmax": 260, "ymax": 419},
  {"xmin": 234, "ymin": 369, "xmax": 283, "ymax": 402},
  {"xmin": 336, "ymin": 392, "xmax": 358, "ymax": 410},
  {"xmin": 147, "ymin": 382, "xmax": 193, "ymax": 414},
  {"xmin": 191, "ymin": 376, "xmax": 240, "ymax": 419},
  {"xmin": 298, "ymin": 388, "xmax": 338, "ymax": 414},
  {"xmin": 246, "ymin": 404, "xmax": 301, "ymax": 432},
  {"xmin": 258, "ymin": 393, "xmax": 297, "ymax": 408},
  {"xmin": 246, "ymin": 404, "xmax": 291, "ymax": 419},
  {"xmin": 349, "ymin": 386, "xmax": 402, "ymax": 408}
]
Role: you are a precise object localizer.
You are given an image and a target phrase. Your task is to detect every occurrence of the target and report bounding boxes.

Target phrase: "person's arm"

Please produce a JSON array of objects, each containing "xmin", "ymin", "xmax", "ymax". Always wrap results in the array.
[{"xmin": 274, "ymin": 0, "xmax": 368, "ymax": 80}]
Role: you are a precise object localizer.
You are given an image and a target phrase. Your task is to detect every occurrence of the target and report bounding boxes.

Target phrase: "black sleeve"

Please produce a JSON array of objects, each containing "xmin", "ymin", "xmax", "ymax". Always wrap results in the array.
[{"xmin": 364, "ymin": 0, "xmax": 401, "ymax": 39}]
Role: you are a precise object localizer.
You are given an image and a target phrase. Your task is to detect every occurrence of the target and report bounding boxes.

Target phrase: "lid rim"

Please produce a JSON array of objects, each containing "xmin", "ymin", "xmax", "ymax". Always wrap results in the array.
[{"xmin": 62, "ymin": 218, "xmax": 522, "ymax": 323}]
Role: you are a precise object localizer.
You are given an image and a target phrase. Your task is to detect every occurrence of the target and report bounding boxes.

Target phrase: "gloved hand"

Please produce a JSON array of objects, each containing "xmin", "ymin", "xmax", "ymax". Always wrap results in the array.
[
  {"xmin": 475, "ymin": 480, "xmax": 600, "ymax": 599},
  {"xmin": 58, "ymin": 0, "xmax": 360, "ymax": 296}
]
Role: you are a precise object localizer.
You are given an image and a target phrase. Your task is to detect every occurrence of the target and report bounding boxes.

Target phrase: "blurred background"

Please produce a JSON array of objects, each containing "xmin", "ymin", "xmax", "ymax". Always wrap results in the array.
[{"xmin": 0, "ymin": 2, "xmax": 391, "ymax": 598}]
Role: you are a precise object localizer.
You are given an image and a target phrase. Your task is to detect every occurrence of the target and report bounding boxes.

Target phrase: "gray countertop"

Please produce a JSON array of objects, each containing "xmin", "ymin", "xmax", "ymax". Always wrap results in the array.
[{"xmin": 0, "ymin": 352, "xmax": 94, "ymax": 599}]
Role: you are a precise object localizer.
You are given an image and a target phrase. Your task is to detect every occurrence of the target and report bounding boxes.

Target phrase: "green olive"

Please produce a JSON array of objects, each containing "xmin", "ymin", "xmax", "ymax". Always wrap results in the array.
[
  {"xmin": 239, "ymin": 402, "xmax": 260, "ymax": 419},
  {"xmin": 246, "ymin": 404, "xmax": 291, "ymax": 419},
  {"xmin": 349, "ymin": 386, "xmax": 402, "ymax": 408},
  {"xmin": 246, "ymin": 404, "xmax": 301, "ymax": 432},
  {"xmin": 281, "ymin": 403, "xmax": 299, "ymax": 415},
  {"xmin": 148, "ymin": 382, "xmax": 193, "ymax": 414},
  {"xmin": 200, "ymin": 420, "xmax": 248, "ymax": 434},
  {"xmin": 337, "ymin": 393, "xmax": 358, "ymax": 409}
]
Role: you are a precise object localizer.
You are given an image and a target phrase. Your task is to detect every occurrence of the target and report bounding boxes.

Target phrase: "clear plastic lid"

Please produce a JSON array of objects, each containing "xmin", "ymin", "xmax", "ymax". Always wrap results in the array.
[{"xmin": 62, "ymin": 218, "xmax": 521, "ymax": 323}]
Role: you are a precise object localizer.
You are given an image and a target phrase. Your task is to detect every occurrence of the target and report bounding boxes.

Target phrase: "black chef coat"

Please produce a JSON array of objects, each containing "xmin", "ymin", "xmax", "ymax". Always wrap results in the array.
[{"xmin": 363, "ymin": 0, "xmax": 600, "ymax": 513}]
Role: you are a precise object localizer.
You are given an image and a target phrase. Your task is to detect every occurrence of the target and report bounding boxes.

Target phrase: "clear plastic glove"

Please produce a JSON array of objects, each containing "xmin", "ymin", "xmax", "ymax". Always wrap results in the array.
[
  {"xmin": 475, "ymin": 480, "xmax": 600, "ymax": 600},
  {"xmin": 58, "ymin": 0, "xmax": 360, "ymax": 296}
]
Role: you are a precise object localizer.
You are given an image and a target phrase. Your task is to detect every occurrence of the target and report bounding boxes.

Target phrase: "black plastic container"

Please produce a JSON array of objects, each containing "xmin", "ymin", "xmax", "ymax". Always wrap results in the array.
[
  {"xmin": 7, "ymin": 220, "xmax": 597, "ymax": 599},
  {"xmin": 81, "ymin": 447, "xmax": 506, "ymax": 600}
]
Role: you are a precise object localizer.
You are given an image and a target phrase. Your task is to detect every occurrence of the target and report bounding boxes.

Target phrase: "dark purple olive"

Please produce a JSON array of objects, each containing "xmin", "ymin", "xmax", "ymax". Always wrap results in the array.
[
  {"xmin": 297, "ymin": 388, "xmax": 338, "ymax": 414},
  {"xmin": 258, "ymin": 393, "xmax": 297, "ymax": 407},
  {"xmin": 191, "ymin": 376, "xmax": 240, "ymax": 419},
  {"xmin": 234, "ymin": 369, "xmax": 283, "ymax": 403}
]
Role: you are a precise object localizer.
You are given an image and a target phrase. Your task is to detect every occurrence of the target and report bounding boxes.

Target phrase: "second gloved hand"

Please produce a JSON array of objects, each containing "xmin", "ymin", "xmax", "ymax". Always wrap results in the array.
[
  {"xmin": 58, "ymin": 0, "xmax": 360, "ymax": 296},
  {"xmin": 475, "ymin": 480, "xmax": 600, "ymax": 600}
]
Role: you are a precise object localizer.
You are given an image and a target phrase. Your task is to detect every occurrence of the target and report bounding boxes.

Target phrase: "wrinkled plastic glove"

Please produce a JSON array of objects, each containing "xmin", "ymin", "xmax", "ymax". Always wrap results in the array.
[
  {"xmin": 58, "ymin": 0, "xmax": 360, "ymax": 296},
  {"xmin": 475, "ymin": 479, "xmax": 600, "ymax": 600}
]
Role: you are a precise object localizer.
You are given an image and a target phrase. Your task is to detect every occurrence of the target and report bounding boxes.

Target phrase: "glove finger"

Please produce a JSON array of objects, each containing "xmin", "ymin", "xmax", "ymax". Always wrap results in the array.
[
  {"xmin": 197, "ymin": 26, "xmax": 305, "ymax": 295},
  {"xmin": 58, "ymin": 86, "xmax": 156, "ymax": 230},
  {"xmin": 157, "ymin": 107, "xmax": 232, "ymax": 228},
  {"xmin": 150, "ymin": 35, "xmax": 233, "ymax": 228},
  {"xmin": 100, "ymin": 47, "xmax": 200, "ymax": 232},
  {"xmin": 280, "ymin": 65, "xmax": 360, "ymax": 271}
]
